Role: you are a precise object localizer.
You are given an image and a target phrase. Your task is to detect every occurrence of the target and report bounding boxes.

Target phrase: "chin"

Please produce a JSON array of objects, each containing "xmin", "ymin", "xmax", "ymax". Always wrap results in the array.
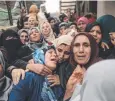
[{"xmin": 77, "ymin": 61, "xmax": 87, "ymax": 65}]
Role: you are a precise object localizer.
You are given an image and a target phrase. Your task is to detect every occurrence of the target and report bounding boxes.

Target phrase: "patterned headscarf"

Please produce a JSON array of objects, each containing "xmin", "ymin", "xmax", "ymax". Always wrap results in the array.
[{"xmin": 33, "ymin": 45, "xmax": 58, "ymax": 101}]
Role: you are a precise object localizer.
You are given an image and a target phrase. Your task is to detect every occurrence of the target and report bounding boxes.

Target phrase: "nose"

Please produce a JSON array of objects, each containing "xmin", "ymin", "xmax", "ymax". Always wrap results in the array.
[
  {"xmin": 33, "ymin": 32, "xmax": 37, "ymax": 36},
  {"xmin": 79, "ymin": 45, "xmax": 84, "ymax": 53},
  {"xmin": 22, "ymin": 37, "xmax": 26, "ymax": 40},
  {"xmin": 59, "ymin": 52, "xmax": 64, "ymax": 59},
  {"xmin": 79, "ymin": 24, "xmax": 82, "ymax": 28},
  {"xmin": 52, "ymin": 51, "xmax": 57, "ymax": 57}
]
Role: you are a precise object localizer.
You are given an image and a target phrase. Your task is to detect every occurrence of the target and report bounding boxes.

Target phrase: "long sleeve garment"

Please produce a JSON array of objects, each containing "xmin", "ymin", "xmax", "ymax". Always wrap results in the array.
[{"xmin": 8, "ymin": 72, "xmax": 64, "ymax": 101}]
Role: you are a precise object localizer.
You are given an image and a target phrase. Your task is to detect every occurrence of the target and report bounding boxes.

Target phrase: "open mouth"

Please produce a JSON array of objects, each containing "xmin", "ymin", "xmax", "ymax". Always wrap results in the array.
[
  {"xmin": 50, "ymin": 58, "xmax": 57, "ymax": 63},
  {"xmin": 77, "ymin": 56, "xmax": 85, "ymax": 60}
]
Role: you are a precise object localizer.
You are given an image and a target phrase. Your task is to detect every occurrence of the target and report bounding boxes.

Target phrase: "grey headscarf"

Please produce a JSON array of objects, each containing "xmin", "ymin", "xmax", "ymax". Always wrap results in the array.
[
  {"xmin": 18, "ymin": 29, "xmax": 28, "ymax": 36},
  {"xmin": 0, "ymin": 51, "xmax": 12, "ymax": 101},
  {"xmin": 80, "ymin": 60, "xmax": 115, "ymax": 101}
]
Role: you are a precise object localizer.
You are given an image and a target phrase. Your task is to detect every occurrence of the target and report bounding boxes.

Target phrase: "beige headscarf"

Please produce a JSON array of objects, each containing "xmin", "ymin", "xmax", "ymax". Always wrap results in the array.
[
  {"xmin": 40, "ymin": 21, "xmax": 56, "ymax": 42},
  {"xmin": 52, "ymin": 35, "xmax": 73, "ymax": 47},
  {"xmin": 29, "ymin": 4, "xmax": 39, "ymax": 17}
]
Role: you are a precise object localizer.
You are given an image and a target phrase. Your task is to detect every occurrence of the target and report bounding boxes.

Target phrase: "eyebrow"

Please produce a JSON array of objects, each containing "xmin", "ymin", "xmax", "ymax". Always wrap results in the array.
[
  {"xmin": 83, "ymin": 42, "xmax": 90, "ymax": 45},
  {"xmin": 74, "ymin": 42, "xmax": 90, "ymax": 45}
]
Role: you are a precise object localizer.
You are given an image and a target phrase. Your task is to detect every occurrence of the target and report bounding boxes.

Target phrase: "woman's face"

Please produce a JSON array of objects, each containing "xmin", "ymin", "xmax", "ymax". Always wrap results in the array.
[
  {"xmin": 60, "ymin": 26, "xmax": 67, "ymax": 35},
  {"xmin": 110, "ymin": 33, "xmax": 115, "ymax": 45},
  {"xmin": 20, "ymin": 32, "xmax": 28, "ymax": 44},
  {"xmin": 78, "ymin": 21, "xmax": 87, "ymax": 32},
  {"xmin": 89, "ymin": 26, "xmax": 102, "ymax": 43},
  {"xmin": 56, "ymin": 44, "xmax": 70, "ymax": 63},
  {"xmin": 42, "ymin": 22, "xmax": 51, "ymax": 37},
  {"xmin": 29, "ymin": 28, "xmax": 41, "ymax": 42},
  {"xmin": 28, "ymin": 16, "xmax": 37, "ymax": 28},
  {"xmin": 73, "ymin": 35, "xmax": 91, "ymax": 65},
  {"xmin": 70, "ymin": 25, "xmax": 77, "ymax": 31},
  {"xmin": 45, "ymin": 49, "xmax": 57, "ymax": 70},
  {"xmin": 50, "ymin": 19, "xmax": 55, "ymax": 28}
]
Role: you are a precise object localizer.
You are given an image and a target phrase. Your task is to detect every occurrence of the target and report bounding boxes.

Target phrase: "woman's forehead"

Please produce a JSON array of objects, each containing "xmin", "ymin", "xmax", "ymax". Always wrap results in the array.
[
  {"xmin": 74, "ymin": 35, "xmax": 90, "ymax": 43},
  {"xmin": 46, "ymin": 48, "xmax": 56, "ymax": 54}
]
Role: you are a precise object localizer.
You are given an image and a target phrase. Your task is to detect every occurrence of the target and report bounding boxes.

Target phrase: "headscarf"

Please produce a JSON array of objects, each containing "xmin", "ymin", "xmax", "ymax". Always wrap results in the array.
[
  {"xmin": 0, "ymin": 29, "xmax": 22, "ymax": 64},
  {"xmin": 18, "ymin": 29, "xmax": 28, "ymax": 36},
  {"xmin": 77, "ymin": 17, "xmax": 89, "ymax": 25},
  {"xmin": 88, "ymin": 17, "xmax": 96, "ymax": 24},
  {"xmin": 80, "ymin": 60, "xmax": 115, "ymax": 101},
  {"xmin": 47, "ymin": 17, "xmax": 55, "ymax": 23},
  {"xmin": 96, "ymin": 14, "xmax": 115, "ymax": 43},
  {"xmin": 28, "ymin": 27, "xmax": 40, "ymax": 37},
  {"xmin": 59, "ymin": 13, "xmax": 67, "ymax": 22},
  {"xmin": 40, "ymin": 21, "xmax": 56, "ymax": 42},
  {"xmin": 37, "ymin": 4, "xmax": 47, "ymax": 25},
  {"xmin": 33, "ymin": 46, "xmax": 62, "ymax": 101},
  {"xmin": 85, "ymin": 21, "xmax": 102, "ymax": 33},
  {"xmin": 0, "ymin": 51, "xmax": 13, "ymax": 101},
  {"xmin": 29, "ymin": 4, "xmax": 38, "ymax": 16},
  {"xmin": 27, "ymin": 27, "xmax": 48, "ymax": 51},
  {"xmin": 59, "ymin": 22, "xmax": 68, "ymax": 29},
  {"xmin": 52, "ymin": 35, "xmax": 73, "ymax": 48},
  {"xmin": 70, "ymin": 33, "xmax": 99, "ymax": 69}
]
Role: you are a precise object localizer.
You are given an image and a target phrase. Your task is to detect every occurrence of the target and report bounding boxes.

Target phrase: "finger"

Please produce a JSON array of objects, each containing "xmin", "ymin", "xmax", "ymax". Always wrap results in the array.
[
  {"xmin": 50, "ymin": 83, "xmax": 56, "ymax": 87},
  {"xmin": 48, "ymin": 79, "xmax": 55, "ymax": 83},
  {"xmin": 29, "ymin": 61, "xmax": 34, "ymax": 64},
  {"xmin": 25, "ymin": 69, "xmax": 29, "ymax": 72},
  {"xmin": 47, "ymin": 75, "xmax": 53, "ymax": 78},
  {"xmin": 14, "ymin": 75, "xmax": 20, "ymax": 85},
  {"xmin": 44, "ymin": 66, "xmax": 52, "ymax": 74},
  {"xmin": 43, "ymin": 69, "xmax": 52, "ymax": 75},
  {"xmin": 12, "ymin": 73, "xmax": 17, "ymax": 85},
  {"xmin": 41, "ymin": 71, "xmax": 48, "ymax": 76},
  {"xmin": 105, "ymin": 44, "xmax": 109, "ymax": 49},
  {"xmin": 47, "ymin": 77, "xmax": 54, "ymax": 81},
  {"xmin": 21, "ymin": 70, "xmax": 25, "ymax": 80},
  {"xmin": 28, "ymin": 59, "xmax": 35, "ymax": 64}
]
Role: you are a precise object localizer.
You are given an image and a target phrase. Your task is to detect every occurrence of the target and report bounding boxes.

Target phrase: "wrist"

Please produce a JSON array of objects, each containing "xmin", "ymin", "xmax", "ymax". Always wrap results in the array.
[{"xmin": 64, "ymin": 89, "xmax": 73, "ymax": 101}]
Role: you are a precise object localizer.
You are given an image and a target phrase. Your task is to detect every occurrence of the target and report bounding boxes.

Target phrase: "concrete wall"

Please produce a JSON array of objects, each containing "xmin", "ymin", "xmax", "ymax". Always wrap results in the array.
[{"xmin": 97, "ymin": 1, "xmax": 115, "ymax": 18}]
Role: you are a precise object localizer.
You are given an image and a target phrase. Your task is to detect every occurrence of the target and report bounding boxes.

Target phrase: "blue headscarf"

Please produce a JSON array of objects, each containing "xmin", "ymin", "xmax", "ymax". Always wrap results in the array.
[{"xmin": 33, "ymin": 45, "xmax": 58, "ymax": 101}]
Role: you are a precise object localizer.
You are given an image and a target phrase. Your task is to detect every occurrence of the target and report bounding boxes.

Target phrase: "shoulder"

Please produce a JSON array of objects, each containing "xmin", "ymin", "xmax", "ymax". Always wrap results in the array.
[
  {"xmin": 12, "ymin": 72, "xmax": 44, "ymax": 92},
  {"xmin": 24, "ymin": 72, "xmax": 44, "ymax": 85}
]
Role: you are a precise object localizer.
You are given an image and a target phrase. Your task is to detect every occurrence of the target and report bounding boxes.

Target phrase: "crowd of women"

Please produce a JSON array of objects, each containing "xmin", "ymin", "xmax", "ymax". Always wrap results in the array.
[{"xmin": 0, "ymin": 4, "xmax": 115, "ymax": 101}]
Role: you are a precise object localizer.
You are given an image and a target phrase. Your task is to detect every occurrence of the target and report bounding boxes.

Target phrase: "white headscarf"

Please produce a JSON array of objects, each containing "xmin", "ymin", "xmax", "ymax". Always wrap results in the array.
[
  {"xmin": 80, "ymin": 60, "xmax": 115, "ymax": 101},
  {"xmin": 40, "ymin": 21, "xmax": 56, "ymax": 42}
]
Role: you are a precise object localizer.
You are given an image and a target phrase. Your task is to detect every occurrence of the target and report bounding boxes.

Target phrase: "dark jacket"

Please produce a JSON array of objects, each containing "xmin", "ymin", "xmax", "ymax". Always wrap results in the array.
[
  {"xmin": 12, "ymin": 40, "xmax": 48, "ymax": 69},
  {"xmin": 57, "ymin": 61, "xmax": 75, "ymax": 90},
  {"xmin": 107, "ymin": 45, "xmax": 115, "ymax": 59},
  {"xmin": 98, "ymin": 42, "xmax": 112, "ymax": 59},
  {"xmin": 9, "ymin": 72, "xmax": 64, "ymax": 101}
]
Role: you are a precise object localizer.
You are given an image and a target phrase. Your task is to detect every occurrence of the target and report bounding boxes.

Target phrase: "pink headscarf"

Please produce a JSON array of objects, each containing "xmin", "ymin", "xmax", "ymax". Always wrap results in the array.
[
  {"xmin": 88, "ymin": 17, "xmax": 96, "ymax": 24},
  {"xmin": 77, "ymin": 16, "xmax": 89, "ymax": 24}
]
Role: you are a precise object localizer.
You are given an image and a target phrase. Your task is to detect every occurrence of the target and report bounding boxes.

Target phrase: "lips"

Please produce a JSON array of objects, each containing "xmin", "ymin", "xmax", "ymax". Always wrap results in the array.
[
  {"xmin": 50, "ymin": 58, "xmax": 57, "ymax": 63},
  {"xmin": 77, "ymin": 56, "xmax": 86, "ymax": 60}
]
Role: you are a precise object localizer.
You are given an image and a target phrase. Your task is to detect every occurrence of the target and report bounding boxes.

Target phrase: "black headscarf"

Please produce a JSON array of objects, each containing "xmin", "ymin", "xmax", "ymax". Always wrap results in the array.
[
  {"xmin": 85, "ymin": 21, "xmax": 103, "ymax": 34},
  {"xmin": 0, "ymin": 29, "xmax": 23, "ymax": 64}
]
